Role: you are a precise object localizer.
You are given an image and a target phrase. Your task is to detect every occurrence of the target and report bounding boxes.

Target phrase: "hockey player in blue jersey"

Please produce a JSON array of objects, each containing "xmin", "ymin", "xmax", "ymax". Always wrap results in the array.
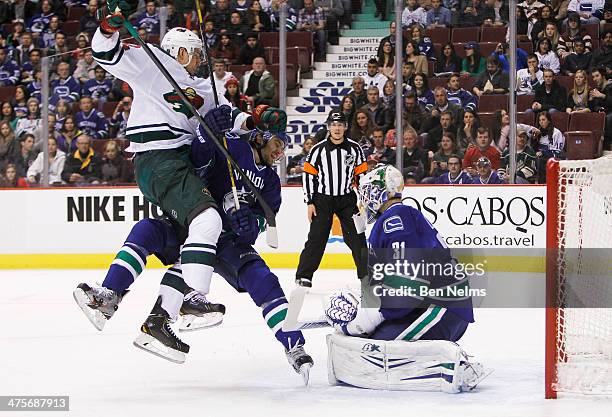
[
  {"xmin": 74, "ymin": 106, "xmax": 313, "ymax": 382},
  {"xmin": 323, "ymin": 164, "xmax": 487, "ymax": 392}
]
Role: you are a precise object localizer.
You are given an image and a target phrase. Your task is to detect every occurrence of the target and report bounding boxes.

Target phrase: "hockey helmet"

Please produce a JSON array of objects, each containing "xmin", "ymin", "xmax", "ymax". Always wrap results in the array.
[
  {"xmin": 358, "ymin": 164, "xmax": 404, "ymax": 223},
  {"xmin": 328, "ymin": 112, "xmax": 347, "ymax": 126},
  {"xmin": 161, "ymin": 27, "xmax": 202, "ymax": 64}
]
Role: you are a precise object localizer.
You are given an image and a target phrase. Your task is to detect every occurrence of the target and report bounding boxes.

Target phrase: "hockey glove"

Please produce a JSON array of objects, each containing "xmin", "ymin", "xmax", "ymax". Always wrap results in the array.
[
  {"xmin": 100, "ymin": 11, "xmax": 125, "ymax": 33},
  {"xmin": 252, "ymin": 105, "xmax": 287, "ymax": 133},
  {"xmin": 227, "ymin": 207, "xmax": 260, "ymax": 245},
  {"xmin": 204, "ymin": 104, "xmax": 233, "ymax": 134},
  {"xmin": 106, "ymin": 0, "xmax": 134, "ymax": 17},
  {"xmin": 325, "ymin": 291, "xmax": 359, "ymax": 333}
]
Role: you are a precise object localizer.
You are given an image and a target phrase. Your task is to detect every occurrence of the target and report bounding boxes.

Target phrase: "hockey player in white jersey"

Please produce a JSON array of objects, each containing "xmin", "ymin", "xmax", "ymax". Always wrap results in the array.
[
  {"xmin": 81, "ymin": 1, "xmax": 287, "ymax": 352},
  {"xmin": 323, "ymin": 165, "xmax": 489, "ymax": 392}
]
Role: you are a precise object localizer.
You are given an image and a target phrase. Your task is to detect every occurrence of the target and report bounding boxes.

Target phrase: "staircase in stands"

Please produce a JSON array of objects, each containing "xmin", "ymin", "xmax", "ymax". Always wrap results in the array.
[{"xmin": 284, "ymin": 0, "xmax": 390, "ymax": 154}]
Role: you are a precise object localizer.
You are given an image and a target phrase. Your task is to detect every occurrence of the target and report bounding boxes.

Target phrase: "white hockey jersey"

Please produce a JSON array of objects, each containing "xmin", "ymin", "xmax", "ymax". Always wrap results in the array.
[{"xmin": 91, "ymin": 29, "xmax": 249, "ymax": 152}]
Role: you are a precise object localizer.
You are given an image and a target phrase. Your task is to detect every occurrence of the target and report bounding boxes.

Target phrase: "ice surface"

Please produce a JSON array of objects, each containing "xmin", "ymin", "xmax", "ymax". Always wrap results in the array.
[{"xmin": 1, "ymin": 269, "xmax": 610, "ymax": 417}]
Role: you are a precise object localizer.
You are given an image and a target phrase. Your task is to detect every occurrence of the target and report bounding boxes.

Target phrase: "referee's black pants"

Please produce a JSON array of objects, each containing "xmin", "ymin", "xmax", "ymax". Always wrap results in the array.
[{"xmin": 296, "ymin": 193, "xmax": 368, "ymax": 281}]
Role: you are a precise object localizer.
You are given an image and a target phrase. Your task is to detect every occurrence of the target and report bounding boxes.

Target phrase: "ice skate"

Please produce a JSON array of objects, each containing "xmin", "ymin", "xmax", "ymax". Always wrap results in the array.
[
  {"xmin": 286, "ymin": 344, "xmax": 314, "ymax": 386},
  {"xmin": 73, "ymin": 283, "xmax": 122, "ymax": 331},
  {"xmin": 178, "ymin": 289, "xmax": 226, "ymax": 332},
  {"xmin": 295, "ymin": 277, "xmax": 312, "ymax": 288},
  {"xmin": 456, "ymin": 361, "xmax": 493, "ymax": 392},
  {"xmin": 133, "ymin": 296, "xmax": 190, "ymax": 364}
]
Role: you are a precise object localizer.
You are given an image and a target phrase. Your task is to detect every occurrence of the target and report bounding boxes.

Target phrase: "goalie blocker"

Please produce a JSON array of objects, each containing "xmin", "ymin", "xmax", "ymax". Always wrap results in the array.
[{"xmin": 327, "ymin": 334, "xmax": 489, "ymax": 392}]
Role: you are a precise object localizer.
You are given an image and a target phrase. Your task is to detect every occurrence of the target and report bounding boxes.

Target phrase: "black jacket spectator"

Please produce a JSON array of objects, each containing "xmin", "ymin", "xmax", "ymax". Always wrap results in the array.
[
  {"xmin": 564, "ymin": 51, "xmax": 592, "ymax": 74},
  {"xmin": 591, "ymin": 30, "xmax": 612, "ymax": 70},
  {"xmin": 238, "ymin": 37, "xmax": 266, "ymax": 65},
  {"xmin": 79, "ymin": 3, "xmax": 99, "ymax": 37},
  {"xmin": 534, "ymin": 80, "xmax": 567, "ymax": 112},
  {"xmin": 62, "ymin": 147, "xmax": 103, "ymax": 184}
]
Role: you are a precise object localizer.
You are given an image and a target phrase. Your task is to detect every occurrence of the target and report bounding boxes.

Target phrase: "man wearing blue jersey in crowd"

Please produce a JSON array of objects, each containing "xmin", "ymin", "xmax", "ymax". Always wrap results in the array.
[
  {"xmin": 74, "ymin": 105, "xmax": 313, "ymax": 383},
  {"xmin": 324, "ymin": 164, "xmax": 487, "ymax": 392},
  {"xmin": 435, "ymin": 155, "xmax": 472, "ymax": 184}
]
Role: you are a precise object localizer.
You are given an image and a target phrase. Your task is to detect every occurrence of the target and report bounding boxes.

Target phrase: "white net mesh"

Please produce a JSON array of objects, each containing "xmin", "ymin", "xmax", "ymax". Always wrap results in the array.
[{"xmin": 553, "ymin": 156, "xmax": 612, "ymax": 395}]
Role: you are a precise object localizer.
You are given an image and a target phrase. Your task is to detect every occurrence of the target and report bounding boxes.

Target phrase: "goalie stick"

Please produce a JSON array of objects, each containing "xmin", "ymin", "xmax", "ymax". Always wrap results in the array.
[
  {"xmin": 119, "ymin": 15, "xmax": 279, "ymax": 248},
  {"xmin": 282, "ymin": 286, "xmax": 330, "ymax": 331}
]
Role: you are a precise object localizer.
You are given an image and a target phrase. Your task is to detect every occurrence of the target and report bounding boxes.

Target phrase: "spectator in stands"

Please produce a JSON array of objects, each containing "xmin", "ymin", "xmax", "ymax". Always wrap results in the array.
[
  {"xmin": 28, "ymin": 0, "xmax": 55, "ymax": 35},
  {"xmin": 410, "ymin": 24, "xmax": 435, "ymax": 61},
  {"xmin": 430, "ymin": 85, "xmax": 462, "ymax": 123},
  {"xmin": 0, "ymin": 121, "xmax": 16, "ymax": 168},
  {"xmin": 72, "ymin": 33, "xmax": 91, "ymax": 61},
  {"xmin": 165, "ymin": 2, "xmax": 186, "ymax": 29},
  {"xmin": 109, "ymin": 96, "xmax": 132, "ymax": 139},
  {"xmin": 212, "ymin": 59, "xmax": 234, "ymax": 96},
  {"xmin": 238, "ymin": 34, "xmax": 265, "ymax": 65},
  {"xmin": 404, "ymin": 40, "xmax": 428, "ymax": 75},
  {"xmin": 47, "ymin": 32, "xmax": 72, "ymax": 70},
  {"xmin": 531, "ymin": 68, "xmax": 567, "ymax": 112},
  {"xmin": 567, "ymin": 0, "xmax": 604, "ymax": 24},
  {"xmin": 498, "ymin": 129, "xmax": 537, "ymax": 183},
  {"xmin": 9, "ymin": 133, "xmax": 37, "ymax": 177},
  {"xmin": 493, "ymin": 42, "xmax": 529, "ymax": 72},
  {"xmin": 460, "ymin": 0, "xmax": 486, "ymax": 27},
  {"xmin": 287, "ymin": 136, "xmax": 316, "ymax": 183},
  {"xmin": 232, "ymin": 0, "xmax": 253, "ymax": 13},
  {"xmin": 50, "ymin": 62, "xmax": 81, "ymax": 108},
  {"xmin": 319, "ymin": 0, "xmax": 344, "ymax": 45},
  {"xmin": 564, "ymin": 38, "xmax": 592, "ymax": 75},
  {"xmin": 331, "ymin": 95, "xmax": 356, "ymax": 132},
  {"xmin": 57, "ymin": 115, "xmax": 82, "ymax": 153},
  {"xmin": 566, "ymin": 69, "xmax": 592, "ymax": 113},
  {"xmin": 392, "ymin": 126, "xmax": 430, "ymax": 181},
  {"xmin": 246, "ymin": 0, "xmax": 271, "ymax": 32},
  {"xmin": 83, "ymin": 66, "xmax": 112, "ymax": 103},
  {"xmin": 436, "ymin": 154, "xmax": 472, "ymax": 184},
  {"xmin": 534, "ymin": 110, "xmax": 565, "ymax": 181},
  {"xmin": 12, "ymin": 85, "xmax": 29, "ymax": 118},
  {"xmin": 41, "ymin": 15, "xmax": 60, "ymax": 48},
  {"xmin": 365, "ymin": 128, "xmax": 394, "ymax": 164},
  {"xmin": 491, "ymin": 109, "xmax": 509, "ymax": 149},
  {"xmin": 137, "ymin": 1, "xmax": 161, "ymax": 35},
  {"xmin": 483, "ymin": 0, "xmax": 509, "ymax": 26},
  {"xmin": 402, "ymin": 61, "xmax": 416, "ymax": 87},
  {"xmin": 530, "ymin": 4, "xmax": 556, "ymax": 42},
  {"xmin": 397, "ymin": 91, "xmax": 427, "ymax": 133},
  {"xmin": 26, "ymin": 136, "xmax": 65, "ymax": 185},
  {"xmin": 378, "ymin": 21, "xmax": 409, "ymax": 57},
  {"xmin": 239, "ymin": 56, "xmax": 275, "ymax": 106},
  {"xmin": 472, "ymin": 156, "xmax": 504, "ymax": 184},
  {"xmin": 447, "ymin": 73, "xmax": 477, "ymax": 112},
  {"xmin": 427, "ymin": 0, "xmax": 452, "ymax": 28},
  {"xmin": 296, "ymin": 0, "xmax": 326, "ymax": 61},
  {"xmin": 517, "ymin": 53, "xmax": 544, "ymax": 95},
  {"xmin": 269, "ymin": 0, "xmax": 298, "ymax": 31},
  {"xmin": 463, "ymin": 128, "xmax": 501, "ymax": 177},
  {"xmin": 54, "ymin": 99, "xmax": 70, "ymax": 132},
  {"xmin": 518, "ymin": 0, "xmax": 546, "ymax": 37},
  {"xmin": 377, "ymin": 40, "xmax": 396, "ymax": 80},
  {"xmin": 26, "ymin": 69, "xmax": 42, "ymax": 102},
  {"xmin": 80, "ymin": 0, "xmax": 99, "ymax": 37},
  {"xmin": 535, "ymin": 22, "xmax": 560, "ymax": 52},
  {"xmin": 222, "ymin": 77, "xmax": 248, "ymax": 112},
  {"xmin": 0, "ymin": 163, "xmax": 28, "ymax": 187},
  {"xmin": 401, "ymin": 0, "xmax": 427, "ymax": 28},
  {"xmin": 100, "ymin": 140, "xmax": 134, "ymax": 184},
  {"xmin": 15, "ymin": 97, "xmax": 41, "ymax": 146},
  {"xmin": 435, "ymin": 43, "xmax": 462, "ymax": 75},
  {"xmin": 429, "ymin": 132, "xmax": 463, "ymax": 178},
  {"xmin": 425, "ymin": 109, "xmax": 456, "ymax": 151},
  {"xmin": 227, "ymin": 11, "xmax": 249, "ymax": 45},
  {"xmin": 75, "ymin": 96, "xmax": 108, "ymax": 139},
  {"xmin": 0, "ymin": 47, "xmax": 20, "ymax": 86},
  {"xmin": 382, "ymin": 80, "xmax": 396, "ymax": 109},
  {"xmin": 203, "ymin": 19, "xmax": 219, "ymax": 49},
  {"xmin": 1, "ymin": 102, "xmax": 17, "ymax": 131},
  {"xmin": 535, "ymin": 38, "xmax": 561, "ymax": 74},
  {"xmin": 363, "ymin": 58, "xmax": 389, "ymax": 97},
  {"xmin": 361, "ymin": 86, "xmax": 385, "ymax": 128},
  {"xmin": 410, "ymin": 73, "xmax": 434, "ymax": 110},
  {"xmin": 212, "ymin": 33, "xmax": 239, "ymax": 65},
  {"xmin": 461, "ymin": 42, "xmax": 486, "ymax": 76},
  {"xmin": 557, "ymin": 13, "xmax": 593, "ymax": 59},
  {"xmin": 11, "ymin": 31, "xmax": 34, "ymax": 67},
  {"xmin": 589, "ymin": 66, "xmax": 612, "ymax": 148},
  {"xmin": 473, "ymin": 55, "xmax": 510, "ymax": 97},
  {"xmin": 6, "ymin": 20, "xmax": 26, "ymax": 50},
  {"xmin": 20, "ymin": 49, "xmax": 41, "ymax": 85},
  {"xmin": 457, "ymin": 109, "xmax": 480, "ymax": 150},
  {"xmin": 73, "ymin": 50, "xmax": 97, "ymax": 84},
  {"xmin": 211, "ymin": 0, "xmax": 233, "ymax": 30},
  {"xmin": 591, "ymin": 29, "xmax": 612, "ymax": 70},
  {"xmin": 61, "ymin": 135, "xmax": 102, "ymax": 185},
  {"xmin": 348, "ymin": 76, "xmax": 368, "ymax": 109},
  {"xmin": 602, "ymin": 3, "xmax": 612, "ymax": 30},
  {"xmin": 350, "ymin": 109, "xmax": 376, "ymax": 152}
]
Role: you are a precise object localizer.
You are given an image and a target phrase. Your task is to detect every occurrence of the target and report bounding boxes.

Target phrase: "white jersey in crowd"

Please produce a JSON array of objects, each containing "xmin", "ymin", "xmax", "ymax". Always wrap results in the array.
[
  {"xmin": 91, "ymin": 29, "xmax": 249, "ymax": 153},
  {"xmin": 516, "ymin": 68, "xmax": 544, "ymax": 95},
  {"xmin": 213, "ymin": 71, "xmax": 233, "ymax": 96},
  {"xmin": 362, "ymin": 72, "xmax": 388, "ymax": 97}
]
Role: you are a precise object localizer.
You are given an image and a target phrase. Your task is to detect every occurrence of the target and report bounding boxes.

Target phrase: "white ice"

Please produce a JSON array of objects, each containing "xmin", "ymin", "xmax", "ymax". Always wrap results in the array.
[{"xmin": 1, "ymin": 269, "xmax": 611, "ymax": 417}]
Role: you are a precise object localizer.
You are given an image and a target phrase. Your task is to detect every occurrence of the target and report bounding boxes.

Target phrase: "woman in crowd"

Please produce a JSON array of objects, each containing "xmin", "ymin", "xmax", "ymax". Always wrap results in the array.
[
  {"xmin": 377, "ymin": 40, "xmax": 396, "ymax": 80},
  {"xmin": 56, "ymin": 116, "xmax": 82, "ymax": 154},
  {"xmin": 211, "ymin": 34, "xmax": 239, "ymax": 65},
  {"xmin": 410, "ymin": 24, "xmax": 435, "ymax": 61},
  {"xmin": 224, "ymin": 77, "xmax": 250, "ymax": 112},
  {"xmin": 456, "ymin": 109, "xmax": 481, "ymax": 151},
  {"xmin": 535, "ymin": 38, "xmax": 560, "ymax": 74},
  {"xmin": 54, "ymin": 99, "xmax": 72, "ymax": 132},
  {"xmin": 530, "ymin": 5, "xmax": 557, "ymax": 42},
  {"xmin": 410, "ymin": 73, "xmax": 434, "ymax": 110},
  {"xmin": 492, "ymin": 109, "xmax": 539, "ymax": 151},
  {"xmin": 435, "ymin": 43, "xmax": 462, "ymax": 74},
  {"xmin": 536, "ymin": 22, "xmax": 560, "ymax": 52},
  {"xmin": 1, "ymin": 102, "xmax": 17, "ymax": 131},
  {"xmin": 461, "ymin": 42, "xmax": 485, "ymax": 76},
  {"xmin": 71, "ymin": 32, "xmax": 90, "ymax": 60},
  {"xmin": 404, "ymin": 40, "xmax": 428, "ymax": 75},
  {"xmin": 15, "ymin": 98, "xmax": 42, "ymax": 146},
  {"xmin": 0, "ymin": 163, "xmax": 28, "ymax": 188},
  {"xmin": 100, "ymin": 140, "xmax": 134, "ymax": 184},
  {"xmin": 533, "ymin": 110, "xmax": 565, "ymax": 182},
  {"xmin": 330, "ymin": 95, "xmax": 355, "ymax": 132},
  {"xmin": 566, "ymin": 69, "xmax": 591, "ymax": 113},
  {"xmin": 382, "ymin": 80, "xmax": 395, "ymax": 110},
  {"xmin": 245, "ymin": 0, "xmax": 271, "ymax": 32},
  {"xmin": 0, "ymin": 121, "xmax": 16, "ymax": 169},
  {"xmin": 350, "ymin": 110, "xmax": 376, "ymax": 153},
  {"xmin": 12, "ymin": 85, "xmax": 29, "ymax": 118},
  {"xmin": 429, "ymin": 132, "xmax": 463, "ymax": 178},
  {"xmin": 287, "ymin": 136, "xmax": 316, "ymax": 183}
]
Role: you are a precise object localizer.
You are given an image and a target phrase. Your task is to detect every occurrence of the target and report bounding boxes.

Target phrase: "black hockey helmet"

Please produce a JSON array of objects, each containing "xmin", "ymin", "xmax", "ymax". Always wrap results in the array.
[{"xmin": 328, "ymin": 112, "xmax": 347, "ymax": 125}]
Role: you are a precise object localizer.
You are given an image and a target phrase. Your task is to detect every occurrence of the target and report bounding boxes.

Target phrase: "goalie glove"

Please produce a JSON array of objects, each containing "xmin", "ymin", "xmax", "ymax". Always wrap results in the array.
[
  {"xmin": 324, "ymin": 291, "xmax": 359, "ymax": 333},
  {"xmin": 252, "ymin": 105, "xmax": 287, "ymax": 133}
]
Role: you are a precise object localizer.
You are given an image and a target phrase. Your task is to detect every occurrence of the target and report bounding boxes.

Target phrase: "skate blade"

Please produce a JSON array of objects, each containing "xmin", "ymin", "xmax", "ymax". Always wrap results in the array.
[
  {"xmin": 178, "ymin": 313, "xmax": 224, "ymax": 332},
  {"xmin": 133, "ymin": 333, "xmax": 186, "ymax": 364},
  {"xmin": 73, "ymin": 288, "xmax": 106, "ymax": 331},
  {"xmin": 299, "ymin": 363, "xmax": 312, "ymax": 386}
]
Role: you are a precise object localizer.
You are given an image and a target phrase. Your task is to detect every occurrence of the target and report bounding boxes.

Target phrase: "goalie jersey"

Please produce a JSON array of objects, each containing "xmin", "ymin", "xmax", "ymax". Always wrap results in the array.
[
  {"xmin": 91, "ymin": 29, "xmax": 249, "ymax": 153},
  {"xmin": 368, "ymin": 203, "xmax": 474, "ymax": 325}
]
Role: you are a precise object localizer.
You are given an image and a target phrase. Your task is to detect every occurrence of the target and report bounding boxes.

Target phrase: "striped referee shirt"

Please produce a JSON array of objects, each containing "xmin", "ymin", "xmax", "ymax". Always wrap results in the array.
[{"xmin": 302, "ymin": 137, "xmax": 368, "ymax": 203}]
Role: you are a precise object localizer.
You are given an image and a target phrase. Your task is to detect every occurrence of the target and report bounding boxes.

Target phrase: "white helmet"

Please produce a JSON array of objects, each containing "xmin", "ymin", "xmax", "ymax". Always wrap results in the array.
[
  {"xmin": 358, "ymin": 164, "xmax": 404, "ymax": 223},
  {"xmin": 161, "ymin": 27, "xmax": 202, "ymax": 65}
]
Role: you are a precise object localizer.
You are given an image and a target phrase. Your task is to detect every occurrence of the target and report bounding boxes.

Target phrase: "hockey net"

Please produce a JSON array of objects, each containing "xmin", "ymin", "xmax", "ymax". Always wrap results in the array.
[{"xmin": 545, "ymin": 157, "xmax": 612, "ymax": 398}]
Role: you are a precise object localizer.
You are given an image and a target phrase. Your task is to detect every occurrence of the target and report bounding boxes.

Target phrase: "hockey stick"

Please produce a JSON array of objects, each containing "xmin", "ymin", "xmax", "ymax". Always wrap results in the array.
[
  {"xmin": 194, "ymin": 0, "xmax": 240, "ymax": 211},
  {"xmin": 119, "ymin": 15, "xmax": 278, "ymax": 248},
  {"xmin": 282, "ymin": 286, "xmax": 330, "ymax": 331}
]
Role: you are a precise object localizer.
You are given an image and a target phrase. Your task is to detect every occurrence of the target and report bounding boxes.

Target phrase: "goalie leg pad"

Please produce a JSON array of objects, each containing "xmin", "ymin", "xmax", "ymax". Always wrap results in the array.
[{"xmin": 327, "ymin": 333, "xmax": 486, "ymax": 393}]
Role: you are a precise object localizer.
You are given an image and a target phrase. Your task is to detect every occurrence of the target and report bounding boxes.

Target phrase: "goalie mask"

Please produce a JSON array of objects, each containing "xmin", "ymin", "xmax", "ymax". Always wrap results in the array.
[
  {"xmin": 161, "ymin": 27, "xmax": 203, "ymax": 67},
  {"xmin": 358, "ymin": 164, "xmax": 404, "ymax": 223}
]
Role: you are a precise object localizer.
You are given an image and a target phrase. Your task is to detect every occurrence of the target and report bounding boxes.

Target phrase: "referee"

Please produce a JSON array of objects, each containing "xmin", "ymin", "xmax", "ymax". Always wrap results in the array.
[{"xmin": 295, "ymin": 112, "xmax": 368, "ymax": 287}]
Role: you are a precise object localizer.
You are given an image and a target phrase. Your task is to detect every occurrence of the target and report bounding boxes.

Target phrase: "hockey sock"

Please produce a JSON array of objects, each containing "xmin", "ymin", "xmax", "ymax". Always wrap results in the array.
[
  {"xmin": 262, "ymin": 296, "xmax": 305, "ymax": 350},
  {"xmin": 103, "ymin": 243, "xmax": 147, "ymax": 294},
  {"xmin": 158, "ymin": 265, "xmax": 187, "ymax": 322},
  {"xmin": 180, "ymin": 208, "xmax": 222, "ymax": 294}
]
